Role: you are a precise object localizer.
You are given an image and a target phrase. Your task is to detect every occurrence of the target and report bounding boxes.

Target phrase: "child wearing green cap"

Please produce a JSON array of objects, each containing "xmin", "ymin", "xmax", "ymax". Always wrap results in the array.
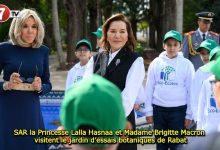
[
  {"xmin": 145, "ymin": 30, "xmax": 195, "ymax": 150},
  {"xmin": 65, "ymin": 39, "xmax": 92, "ymax": 90},
  {"xmin": 190, "ymin": 39, "xmax": 218, "ymax": 122},
  {"xmin": 92, "ymin": 26, "xmax": 104, "ymax": 52},
  {"xmin": 196, "ymin": 47, "xmax": 220, "ymax": 133}
]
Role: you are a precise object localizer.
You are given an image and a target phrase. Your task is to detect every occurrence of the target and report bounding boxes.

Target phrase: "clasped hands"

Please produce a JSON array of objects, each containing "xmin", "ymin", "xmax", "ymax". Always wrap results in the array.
[{"xmin": 3, "ymin": 72, "xmax": 42, "ymax": 92}]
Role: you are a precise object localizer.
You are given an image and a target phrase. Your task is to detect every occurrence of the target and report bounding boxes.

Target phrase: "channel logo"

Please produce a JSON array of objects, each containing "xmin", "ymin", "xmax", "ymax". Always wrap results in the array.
[{"xmin": 0, "ymin": 4, "xmax": 20, "ymax": 23}]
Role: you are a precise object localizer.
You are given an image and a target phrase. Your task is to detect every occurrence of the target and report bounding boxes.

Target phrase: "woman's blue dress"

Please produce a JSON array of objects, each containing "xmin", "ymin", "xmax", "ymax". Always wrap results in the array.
[{"xmin": 0, "ymin": 42, "xmax": 52, "ymax": 150}]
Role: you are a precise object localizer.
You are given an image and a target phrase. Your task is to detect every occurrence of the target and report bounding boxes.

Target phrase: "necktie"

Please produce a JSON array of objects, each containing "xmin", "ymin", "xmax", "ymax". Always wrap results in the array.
[{"xmin": 202, "ymin": 34, "xmax": 206, "ymax": 41}]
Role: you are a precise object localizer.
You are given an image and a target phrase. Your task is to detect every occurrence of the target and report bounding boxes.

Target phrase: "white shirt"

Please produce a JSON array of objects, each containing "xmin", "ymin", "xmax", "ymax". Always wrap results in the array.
[
  {"xmin": 108, "ymin": 50, "xmax": 120, "ymax": 65},
  {"xmin": 145, "ymin": 51, "xmax": 195, "ymax": 119},
  {"xmin": 83, "ymin": 57, "xmax": 94, "ymax": 79},
  {"xmin": 198, "ymin": 28, "xmax": 208, "ymax": 40},
  {"xmin": 190, "ymin": 67, "xmax": 212, "ymax": 121},
  {"xmin": 65, "ymin": 62, "xmax": 87, "ymax": 91},
  {"xmin": 84, "ymin": 50, "xmax": 145, "ymax": 117},
  {"xmin": 121, "ymin": 57, "xmax": 145, "ymax": 116},
  {"xmin": 135, "ymin": 86, "xmax": 146, "ymax": 104},
  {"xmin": 197, "ymin": 75, "xmax": 220, "ymax": 134}
]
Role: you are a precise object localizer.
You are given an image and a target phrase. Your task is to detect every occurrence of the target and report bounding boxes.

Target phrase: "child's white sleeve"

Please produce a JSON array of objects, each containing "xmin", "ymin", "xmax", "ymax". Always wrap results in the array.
[
  {"xmin": 196, "ymin": 82, "xmax": 206, "ymax": 130},
  {"xmin": 65, "ymin": 70, "xmax": 72, "ymax": 91},
  {"xmin": 144, "ymin": 61, "xmax": 156, "ymax": 117},
  {"xmin": 83, "ymin": 56, "xmax": 94, "ymax": 78},
  {"xmin": 185, "ymin": 62, "xmax": 195, "ymax": 120},
  {"xmin": 135, "ymin": 86, "xmax": 146, "ymax": 104},
  {"xmin": 190, "ymin": 70, "xmax": 202, "ymax": 121}
]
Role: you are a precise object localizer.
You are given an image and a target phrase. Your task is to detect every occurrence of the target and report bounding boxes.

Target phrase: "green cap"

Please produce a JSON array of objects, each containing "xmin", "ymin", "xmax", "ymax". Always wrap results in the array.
[
  {"xmin": 163, "ymin": 30, "xmax": 182, "ymax": 43},
  {"xmin": 92, "ymin": 26, "xmax": 102, "ymax": 38},
  {"xmin": 202, "ymin": 57, "xmax": 220, "ymax": 80},
  {"xmin": 201, "ymin": 50, "xmax": 220, "ymax": 71},
  {"xmin": 209, "ymin": 46, "xmax": 220, "ymax": 61},
  {"xmin": 75, "ymin": 39, "xmax": 92, "ymax": 51},
  {"xmin": 60, "ymin": 75, "xmax": 126, "ymax": 142},
  {"xmin": 196, "ymin": 39, "xmax": 218, "ymax": 52}
]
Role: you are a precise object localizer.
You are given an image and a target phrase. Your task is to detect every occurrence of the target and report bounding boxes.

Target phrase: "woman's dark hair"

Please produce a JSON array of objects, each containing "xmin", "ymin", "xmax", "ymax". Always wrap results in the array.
[{"xmin": 100, "ymin": 13, "xmax": 136, "ymax": 52}]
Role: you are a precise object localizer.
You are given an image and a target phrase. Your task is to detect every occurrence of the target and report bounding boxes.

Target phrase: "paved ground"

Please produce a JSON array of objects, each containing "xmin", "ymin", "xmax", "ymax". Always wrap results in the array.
[{"xmin": 49, "ymin": 55, "xmax": 67, "ymax": 90}]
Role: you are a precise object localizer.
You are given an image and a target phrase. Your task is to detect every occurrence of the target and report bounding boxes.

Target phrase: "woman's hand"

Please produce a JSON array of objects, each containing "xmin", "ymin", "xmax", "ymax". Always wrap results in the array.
[
  {"xmin": 32, "ymin": 77, "xmax": 42, "ymax": 92},
  {"xmin": 4, "ymin": 73, "xmax": 22, "ymax": 90},
  {"xmin": 184, "ymin": 119, "xmax": 192, "ymax": 128}
]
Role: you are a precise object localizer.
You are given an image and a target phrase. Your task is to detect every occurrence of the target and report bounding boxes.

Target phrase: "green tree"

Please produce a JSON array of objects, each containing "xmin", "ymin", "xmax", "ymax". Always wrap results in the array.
[
  {"xmin": 206, "ymin": 0, "xmax": 220, "ymax": 33},
  {"xmin": 88, "ymin": 0, "xmax": 98, "ymax": 51},
  {"xmin": 113, "ymin": 0, "xmax": 149, "ymax": 39},
  {"xmin": 100, "ymin": 0, "xmax": 113, "ymax": 20},
  {"xmin": 183, "ymin": 0, "xmax": 202, "ymax": 33},
  {"xmin": 0, "ymin": 21, "xmax": 11, "ymax": 42},
  {"xmin": 52, "ymin": 0, "xmax": 65, "ymax": 70}
]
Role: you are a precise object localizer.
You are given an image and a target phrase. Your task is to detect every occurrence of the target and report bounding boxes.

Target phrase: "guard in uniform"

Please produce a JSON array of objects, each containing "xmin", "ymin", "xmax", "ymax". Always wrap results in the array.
[{"xmin": 182, "ymin": 11, "xmax": 219, "ymax": 70}]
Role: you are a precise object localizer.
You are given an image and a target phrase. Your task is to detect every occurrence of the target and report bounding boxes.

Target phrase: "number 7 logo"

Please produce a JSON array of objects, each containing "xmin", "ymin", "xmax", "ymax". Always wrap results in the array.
[
  {"xmin": 0, "ymin": 8, "xmax": 5, "ymax": 20},
  {"xmin": 0, "ymin": 4, "xmax": 10, "ymax": 23}
]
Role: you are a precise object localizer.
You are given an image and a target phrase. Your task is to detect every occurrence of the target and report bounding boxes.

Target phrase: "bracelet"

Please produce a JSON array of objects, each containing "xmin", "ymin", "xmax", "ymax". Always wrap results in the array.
[{"xmin": 3, "ymin": 82, "xmax": 8, "ymax": 91}]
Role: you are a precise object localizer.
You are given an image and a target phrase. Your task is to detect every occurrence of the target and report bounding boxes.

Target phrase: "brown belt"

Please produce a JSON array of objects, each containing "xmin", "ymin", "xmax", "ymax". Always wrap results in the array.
[{"xmin": 11, "ymin": 83, "xmax": 35, "ymax": 91}]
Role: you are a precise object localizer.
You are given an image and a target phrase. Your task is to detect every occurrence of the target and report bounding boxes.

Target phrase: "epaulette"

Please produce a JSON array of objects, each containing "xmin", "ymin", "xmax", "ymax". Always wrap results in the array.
[
  {"xmin": 210, "ymin": 31, "xmax": 219, "ymax": 36},
  {"xmin": 184, "ymin": 31, "xmax": 194, "ymax": 36}
]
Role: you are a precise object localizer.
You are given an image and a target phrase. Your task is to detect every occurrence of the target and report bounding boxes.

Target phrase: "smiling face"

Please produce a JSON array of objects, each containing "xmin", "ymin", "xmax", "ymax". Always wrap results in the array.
[
  {"xmin": 75, "ymin": 45, "xmax": 91, "ymax": 66},
  {"xmin": 21, "ymin": 17, "xmax": 37, "ymax": 47},
  {"xmin": 107, "ymin": 21, "xmax": 128, "ymax": 52},
  {"xmin": 163, "ymin": 38, "xmax": 182, "ymax": 59}
]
